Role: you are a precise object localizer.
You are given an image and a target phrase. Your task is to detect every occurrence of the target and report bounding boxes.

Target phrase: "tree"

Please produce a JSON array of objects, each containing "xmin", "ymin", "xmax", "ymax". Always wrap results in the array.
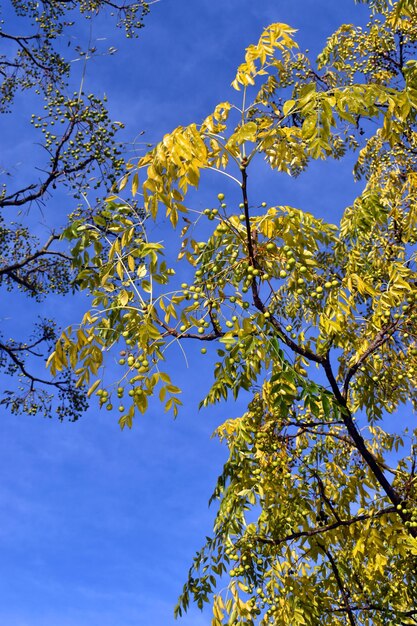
[
  {"xmin": 51, "ymin": 0, "xmax": 417, "ymax": 622},
  {"xmin": 0, "ymin": 0, "xmax": 151, "ymax": 420}
]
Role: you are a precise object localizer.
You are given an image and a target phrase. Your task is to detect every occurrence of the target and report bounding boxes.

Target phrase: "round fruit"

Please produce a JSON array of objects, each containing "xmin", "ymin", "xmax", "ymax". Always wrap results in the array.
[{"xmin": 217, "ymin": 193, "xmax": 225, "ymax": 201}]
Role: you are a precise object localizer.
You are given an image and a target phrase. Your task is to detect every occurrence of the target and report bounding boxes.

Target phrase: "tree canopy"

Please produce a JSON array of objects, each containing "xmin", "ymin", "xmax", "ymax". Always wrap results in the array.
[
  {"xmin": 0, "ymin": 0, "xmax": 150, "ymax": 420},
  {"xmin": 50, "ymin": 0, "xmax": 417, "ymax": 623}
]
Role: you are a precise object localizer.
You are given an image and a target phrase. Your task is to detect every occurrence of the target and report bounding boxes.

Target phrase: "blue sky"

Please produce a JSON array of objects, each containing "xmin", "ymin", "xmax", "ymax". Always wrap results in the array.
[{"xmin": 0, "ymin": 1, "xmax": 372, "ymax": 624}]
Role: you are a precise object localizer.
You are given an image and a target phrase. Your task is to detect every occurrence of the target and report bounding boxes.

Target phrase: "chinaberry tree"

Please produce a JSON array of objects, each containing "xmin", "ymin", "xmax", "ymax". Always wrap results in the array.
[
  {"xmin": 51, "ymin": 0, "xmax": 417, "ymax": 623},
  {"xmin": 0, "ymin": 0, "xmax": 151, "ymax": 420}
]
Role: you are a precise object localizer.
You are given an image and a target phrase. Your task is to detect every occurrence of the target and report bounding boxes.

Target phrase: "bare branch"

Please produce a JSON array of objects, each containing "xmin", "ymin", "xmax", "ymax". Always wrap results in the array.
[
  {"xmin": 0, "ymin": 32, "xmax": 50, "ymax": 73},
  {"xmin": 0, "ymin": 233, "xmax": 59, "ymax": 276},
  {"xmin": 0, "ymin": 116, "xmax": 96, "ymax": 208},
  {"xmin": 0, "ymin": 340, "xmax": 68, "ymax": 391}
]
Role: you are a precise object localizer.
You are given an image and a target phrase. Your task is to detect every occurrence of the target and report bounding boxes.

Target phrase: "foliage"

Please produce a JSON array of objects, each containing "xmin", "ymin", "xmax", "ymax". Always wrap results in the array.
[
  {"xmin": 0, "ymin": 0, "xmax": 151, "ymax": 419},
  {"xmin": 51, "ymin": 0, "xmax": 417, "ymax": 622}
]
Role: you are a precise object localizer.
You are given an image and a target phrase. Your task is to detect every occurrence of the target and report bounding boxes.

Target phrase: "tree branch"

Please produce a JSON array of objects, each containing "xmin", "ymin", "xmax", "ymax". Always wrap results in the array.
[
  {"xmin": 0, "ymin": 341, "xmax": 68, "ymax": 391},
  {"xmin": 318, "ymin": 543, "xmax": 357, "ymax": 626},
  {"xmin": 0, "ymin": 233, "xmax": 59, "ymax": 276},
  {"xmin": 255, "ymin": 505, "xmax": 396, "ymax": 547},
  {"xmin": 0, "ymin": 32, "xmax": 50, "ymax": 73},
  {"xmin": 342, "ymin": 319, "xmax": 401, "ymax": 399},
  {"xmin": 158, "ymin": 318, "xmax": 223, "ymax": 341},
  {"xmin": 239, "ymin": 164, "xmax": 326, "ymax": 366},
  {"xmin": 0, "ymin": 117, "xmax": 96, "ymax": 208}
]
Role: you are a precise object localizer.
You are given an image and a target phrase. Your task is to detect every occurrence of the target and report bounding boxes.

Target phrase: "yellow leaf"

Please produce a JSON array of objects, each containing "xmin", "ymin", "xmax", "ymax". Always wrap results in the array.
[
  {"xmin": 132, "ymin": 172, "xmax": 139, "ymax": 197},
  {"xmin": 283, "ymin": 99, "xmax": 296, "ymax": 116},
  {"xmin": 119, "ymin": 289, "xmax": 129, "ymax": 306},
  {"xmin": 127, "ymin": 255, "xmax": 135, "ymax": 272},
  {"xmin": 87, "ymin": 379, "xmax": 101, "ymax": 398},
  {"xmin": 119, "ymin": 174, "xmax": 129, "ymax": 191}
]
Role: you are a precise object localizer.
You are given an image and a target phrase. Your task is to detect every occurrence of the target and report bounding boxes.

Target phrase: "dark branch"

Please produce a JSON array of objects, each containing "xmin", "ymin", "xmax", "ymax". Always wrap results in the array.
[
  {"xmin": 159, "ymin": 318, "xmax": 223, "ymax": 341},
  {"xmin": 0, "ymin": 233, "xmax": 59, "ymax": 276},
  {"xmin": 239, "ymin": 164, "xmax": 326, "ymax": 365},
  {"xmin": 319, "ymin": 543, "xmax": 357, "ymax": 626},
  {"xmin": 342, "ymin": 319, "xmax": 401, "ymax": 399},
  {"xmin": 0, "ymin": 341, "xmax": 68, "ymax": 391},
  {"xmin": 0, "ymin": 117, "xmax": 96, "ymax": 208},
  {"xmin": 255, "ymin": 505, "xmax": 396, "ymax": 547},
  {"xmin": 0, "ymin": 32, "xmax": 50, "ymax": 73}
]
